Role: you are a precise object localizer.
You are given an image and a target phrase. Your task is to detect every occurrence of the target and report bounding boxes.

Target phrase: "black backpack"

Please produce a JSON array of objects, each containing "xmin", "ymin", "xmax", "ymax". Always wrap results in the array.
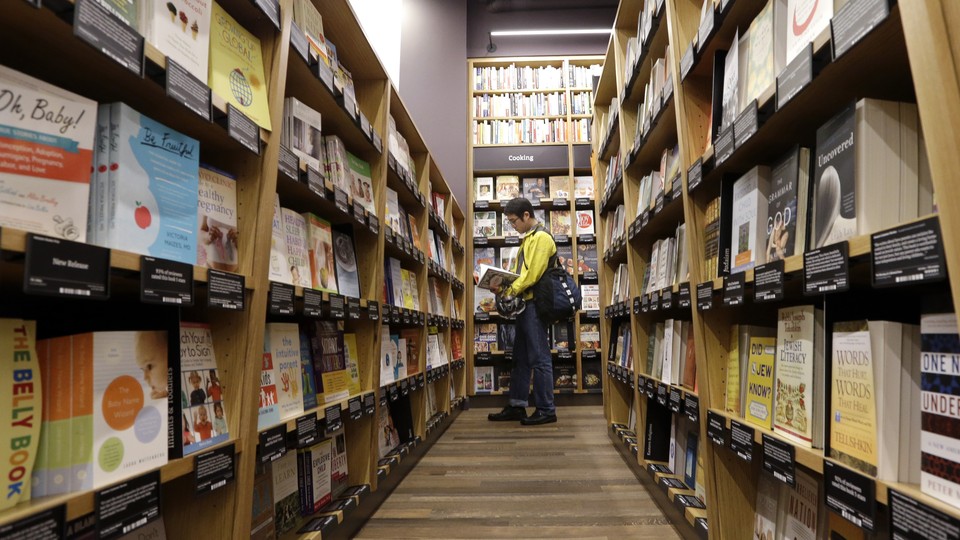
[{"xmin": 517, "ymin": 226, "xmax": 582, "ymax": 324}]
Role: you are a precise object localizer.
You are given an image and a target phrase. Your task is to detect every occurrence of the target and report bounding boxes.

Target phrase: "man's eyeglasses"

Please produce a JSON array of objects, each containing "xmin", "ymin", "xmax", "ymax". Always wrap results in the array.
[{"xmin": 507, "ymin": 216, "xmax": 521, "ymax": 227}]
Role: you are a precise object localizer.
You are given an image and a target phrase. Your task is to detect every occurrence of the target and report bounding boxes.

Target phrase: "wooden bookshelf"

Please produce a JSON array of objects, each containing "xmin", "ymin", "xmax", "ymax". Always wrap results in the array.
[
  {"xmin": 594, "ymin": 0, "xmax": 960, "ymax": 537},
  {"xmin": 0, "ymin": 0, "xmax": 464, "ymax": 538}
]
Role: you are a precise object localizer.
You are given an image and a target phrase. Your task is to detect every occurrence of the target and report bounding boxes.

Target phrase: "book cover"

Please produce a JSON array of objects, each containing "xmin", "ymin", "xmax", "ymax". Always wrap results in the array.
[
  {"xmin": 284, "ymin": 97, "xmax": 323, "ymax": 172},
  {"xmin": 576, "ymin": 210, "xmax": 595, "ymax": 236},
  {"xmin": 84, "ymin": 331, "xmax": 169, "ymax": 488},
  {"xmin": 400, "ymin": 269, "xmax": 415, "ymax": 310},
  {"xmin": 498, "ymin": 323, "xmax": 516, "ymax": 352},
  {"xmin": 581, "ymin": 284, "xmax": 600, "ymax": 311},
  {"xmin": 332, "ymin": 230, "xmax": 361, "ymax": 298},
  {"xmin": 774, "ymin": 306, "xmax": 822, "ymax": 448},
  {"xmin": 298, "ymin": 327, "xmax": 317, "ymax": 411},
  {"xmin": 209, "ymin": 2, "xmax": 272, "ymax": 130},
  {"xmin": 109, "ymin": 103, "xmax": 199, "ymax": 265},
  {"xmin": 786, "ymin": 0, "xmax": 832, "ymax": 65},
  {"xmin": 684, "ymin": 432, "xmax": 698, "ymax": 488},
  {"xmin": 475, "ymin": 366, "xmax": 494, "ymax": 392},
  {"xmin": 552, "ymin": 322, "xmax": 571, "ymax": 350},
  {"xmin": 303, "ymin": 213, "xmax": 339, "ymax": 293},
  {"xmin": 250, "ymin": 462, "xmax": 276, "ymax": 540},
  {"xmin": 574, "ymin": 176, "xmax": 594, "ymax": 199},
  {"xmin": 745, "ymin": 333, "xmax": 777, "ymax": 430},
  {"xmin": 264, "ymin": 323, "xmax": 304, "ymax": 422},
  {"xmin": 197, "ymin": 166, "xmax": 239, "ymax": 271},
  {"xmin": 474, "ymin": 177, "xmax": 494, "ymax": 201},
  {"xmin": 579, "ymin": 323, "xmax": 600, "ymax": 350},
  {"xmin": 407, "ymin": 214, "xmax": 422, "ymax": 251},
  {"xmin": 330, "ymin": 428, "xmax": 349, "ymax": 498},
  {"xmin": 682, "ymin": 327, "xmax": 697, "ymax": 390},
  {"xmin": 495, "ymin": 176, "xmax": 520, "ymax": 201},
  {"xmin": 308, "ymin": 439, "xmax": 333, "ymax": 512},
  {"xmin": 754, "ymin": 473, "xmax": 779, "ymax": 540},
  {"xmin": 730, "ymin": 166, "xmax": 771, "ymax": 273},
  {"xmin": 179, "ymin": 323, "xmax": 229, "ymax": 456},
  {"xmin": 0, "ymin": 321, "xmax": 40, "ymax": 509},
  {"xmin": 476, "ymin": 264, "xmax": 518, "ymax": 291},
  {"xmin": 257, "ymin": 351, "xmax": 280, "ymax": 431},
  {"xmin": 549, "ymin": 175, "xmax": 571, "ymax": 199},
  {"xmin": 776, "ymin": 468, "xmax": 819, "ymax": 539},
  {"xmin": 341, "ymin": 333, "xmax": 363, "ymax": 397},
  {"xmin": 920, "ymin": 313, "xmax": 960, "ymax": 507},
  {"xmin": 271, "ymin": 451, "xmax": 299, "ymax": 535},
  {"xmin": 380, "ymin": 325, "xmax": 396, "ymax": 387},
  {"xmin": 745, "ymin": 0, "xmax": 774, "ymax": 106},
  {"xmin": 281, "ymin": 208, "xmax": 312, "ymax": 288},
  {"xmin": 766, "ymin": 146, "xmax": 809, "ymax": 261},
  {"xmin": 376, "ymin": 401, "xmax": 399, "ymax": 458},
  {"xmin": 401, "ymin": 329, "xmax": 420, "ymax": 376},
  {"xmin": 721, "ymin": 30, "xmax": 740, "ymax": 131},
  {"xmin": 393, "ymin": 335, "xmax": 407, "ymax": 381},
  {"xmin": 577, "ymin": 244, "xmax": 598, "ymax": 274},
  {"xmin": 269, "ymin": 194, "xmax": 291, "ymax": 284},
  {"xmin": 142, "ymin": 0, "xmax": 211, "ymax": 83},
  {"xmin": 473, "ymin": 211, "xmax": 498, "ymax": 237},
  {"xmin": 346, "ymin": 151, "xmax": 376, "ymax": 214},
  {"xmin": 812, "ymin": 104, "xmax": 856, "ymax": 249},
  {"xmin": 474, "ymin": 324, "xmax": 498, "ymax": 353},
  {"xmin": 291, "ymin": 0, "xmax": 327, "ymax": 64},
  {"xmin": 550, "ymin": 210, "xmax": 572, "ymax": 236},
  {"xmin": 308, "ymin": 321, "xmax": 350, "ymax": 404},
  {"xmin": 501, "ymin": 213, "xmax": 520, "ymax": 238},
  {"xmin": 499, "ymin": 246, "xmax": 520, "ymax": 272},
  {"xmin": 522, "ymin": 177, "xmax": 548, "ymax": 201},
  {"xmin": 452, "ymin": 330, "xmax": 464, "ymax": 361},
  {"xmin": 0, "ymin": 65, "xmax": 96, "ymax": 242}
]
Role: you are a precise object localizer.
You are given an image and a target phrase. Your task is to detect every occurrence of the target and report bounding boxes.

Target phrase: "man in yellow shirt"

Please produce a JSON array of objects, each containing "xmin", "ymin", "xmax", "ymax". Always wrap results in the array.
[{"xmin": 488, "ymin": 198, "xmax": 558, "ymax": 425}]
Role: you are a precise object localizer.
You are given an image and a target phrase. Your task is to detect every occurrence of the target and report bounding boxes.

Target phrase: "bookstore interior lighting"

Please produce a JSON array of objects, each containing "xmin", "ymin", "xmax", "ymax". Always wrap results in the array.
[{"xmin": 3, "ymin": 0, "xmax": 960, "ymax": 538}]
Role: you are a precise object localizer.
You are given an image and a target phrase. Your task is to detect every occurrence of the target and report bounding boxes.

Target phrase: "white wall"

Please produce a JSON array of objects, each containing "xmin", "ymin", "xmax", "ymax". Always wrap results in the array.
[{"xmin": 348, "ymin": 0, "xmax": 405, "ymax": 85}]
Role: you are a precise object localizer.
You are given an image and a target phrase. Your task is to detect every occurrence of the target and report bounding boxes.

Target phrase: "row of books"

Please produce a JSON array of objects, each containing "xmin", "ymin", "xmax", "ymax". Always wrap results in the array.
[
  {"xmin": 622, "ymin": 0, "xmax": 665, "ymax": 92},
  {"xmin": 383, "ymin": 257, "xmax": 422, "ymax": 312},
  {"xmin": 268, "ymin": 198, "xmax": 361, "ymax": 295},
  {"xmin": 753, "ymin": 468, "xmax": 823, "ymax": 540},
  {"xmin": 603, "ymin": 151, "xmax": 623, "ymax": 191},
  {"xmin": 473, "ymin": 209, "xmax": 595, "ymax": 238},
  {"xmin": 259, "ymin": 322, "xmax": 363, "ymax": 431},
  {"xmin": 475, "ymin": 362, "xmax": 602, "ymax": 393},
  {"xmin": 387, "ymin": 115, "xmax": 418, "ymax": 182},
  {"xmin": 570, "ymin": 91, "xmax": 595, "ymax": 116},
  {"xmin": 644, "ymin": 224, "xmax": 690, "ymax": 294},
  {"xmin": 473, "ymin": 63, "xmax": 585, "ymax": 92},
  {"xmin": 473, "ymin": 244, "xmax": 598, "ymax": 279},
  {"xmin": 572, "ymin": 118, "xmax": 592, "ymax": 144},
  {"xmin": 568, "ymin": 63, "xmax": 604, "ymax": 90},
  {"xmin": 633, "ymin": 48, "xmax": 673, "ymax": 139},
  {"xmin": 634, "ymin": 146, "xmax": 681, "ymax": 215},
  {"xmin": 379, "ymin": 326, "xmax": 422, "ymax": 387},
  {"xmin": 281, "ymin": 98, "xmax": 376, "ymax": 215},
  {"xmin": 472, "ymin": 118, "xmax": 573, "ymax": 145},
  {"xmin": 474, "ymin": 175, "xmax": 595, "ymax": 202},
  {"xmin": 472, "ymin": 92, "xmax": 568, "ymax": 118},
  {"xmin": 605, "ymin": 205, "xmax": 627, "ymax": 246},
  {"xmin": 611, "ymin": 317, "xmax": 698, "ymax": 391},
  {"xmin": 474, "ymin": 321, "xmax": 600, "ymax": 353},
  {"xmin": 701, "ymin": 98, "xmax": 933, "ymax": 280},
  {"xmin": 598, "ymin": 98, "xmax": 620, "ymax": 146},
  {"xmin": 426, "ymin": 277, "xmax": 456, "ymax": 318},
  {"xmin": 610, "ymin": 263, "xmax": 631, "ymax": 305}
]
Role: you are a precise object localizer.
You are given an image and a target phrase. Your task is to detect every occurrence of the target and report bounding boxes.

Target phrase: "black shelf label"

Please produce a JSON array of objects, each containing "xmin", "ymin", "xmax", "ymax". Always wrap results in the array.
[
  {"xmin": 707, "ymin": 411, "xmax": 726, "ymax": 446},
  {"xmin": 306, "ymin": 166, "xmax": 325, "ymax": 196},
  {"xmin": 678, "ymin": 282, "xmax": 691, "ymax": 308},
  {"xmin": 552, "ymin": 197, "xmax": 569, "ymax": 208},
  {"xmin": 353, "ymin": 202, "xmax": 367, "ymax": 225},
  {"xmin": 694, "ymin": 517, "xmax": 708, "ymax": 540},
  {"xmin": 657, "ymin": 383, "xmax": 669, "ymax": 406},
  {"xmin": 504, "ymin": 236, "xmax": 520, "ymax": 246},
  {"xmin": 258, "ymin": 424, "xmax": 287, "ymax": 464},
  {"xmin": 754, "ymin": 260, "xmax": 784, "ymax": 302},
  {"xmin": 661, "ymin": 288, "xmax": 673, "ymax": 309},
  {"xmin": 684, "ymin": 394, "xmax": 699, "ymax": 423},
  {"xmin": 715, "ymin": 126, "xmax": 735, "ymax": 165},
  {"xmin": 777, "ymin": 43, "xmax": 814, "ymax": 110},
  {"xmin": 268, "ymin": 281, "xmax": 295, "ymax": 315},
  {"xmin": 0, "ymin": 505, "xmax": 63, "ymax": 539},
  {"xmin": 166, "ymin": 58, "xmax": 212, "ymax": 122},
  {"xmin": 680, "ymin": 44, "xmax": 695, "ymax": 82},
  {"xmin": 655, "ymin": 193, "xmax": 665, "ymax": 214},
  {"xmin": 697, "ymin": 6, "xmax": 714, "ymax": 52},
  {"xmin": 474, "ymin": 236, "xmax": 488, "ymax": 246},
  {"xmin": 575, "ymin": 197, "xmax": 591, "ymax": 208},
  {"xmin": 762, "ymin": 434, "xmax": 796, "ymax": 486},
  {"xmin": 140, "ymin": 256, "xmax": 193, "ymax": 306},
  {"xmin": 363, "ymin": 392, "xmax": 376, "ymax": 416},
  {"xmin": 696, "ymin": 282, "xmax": 713, "ymax": 311},
  {"xmin": 661, "ymin": 477, "xmax": 686, "ymax": 490},
  {"xmin": 803, "ymin": 242, "xmax": 850, "ymax": 295},
  {"xmin": 24, "ymin": 234, "xmax": 110, "ymax": 299},
  {"xmin": 641, "ymin": 211, "xmax": 650, "ymax": 228},
  {"xmin": 95, "ymin": 470, "xmax": 160, "ymax": 539},
  {"xmin": 195, "ymin": 443, "xmax": 236, "ymax": 494},
  {"xmin": 329, "ymin": 293, "xmax": 346, "ymax": 319},
  {"xmin": 325, "ymin": 404, "xmax": 343, "ymax": 434},
  {"xmin": 474, "ymin": 200, "xmax": 489, "ymax": 210},
  {"xmin": 227, "ymin": 104, "xmax": 260, "ymax": 155},
  {"xmin": 367, "ymin": 300, "xmax": 380, "ymax": 321},
  {"xmin": 347, "ymin": 297, "xmax": 362, "ymax": 320},
  {"xmin": 278, "ymin": 145, "xmax": 299, "ymax": 181},
  {"xmin": 824, "ymin": 460, "xmax": 876, "ymax": 531},
  {"xmin": 722, "ymin": 272, "xmax": 745, "ymax": 307},
  {"xmin": 729, "ymin": 420, "xmax": 755, "ymax": 463},
  {"xmin": 578, "ymin": 233, "xmax": 595, "ymax": 244},
  {"xmin": 400, "ymin": 379, "xmax": 410, "ymax": 396},
  {"xmin": 289, "ymin": 20, "xmax": 311, "ymax": 64},
  {"xmin": 253, "ymin": 0, "xmax": 281, "ymax": 30},
  {"xmin": 389, "ymin": 384, "xmax": 399, "ymax": 402},
  {"xmin": 334, "ymin": 188, "xmax": 349, "ymax": 213},
  {"xmin": 831, "ymin": 0, "xmax": 890, "ymax": 60},
  {"xmin": 645, "ymin": 377, "xmax": 656, "ymax": 399},
  {"xmin": 641, "ymin": 293, "xmax": 650, "ymax": 313},
  {"xmin": 74, "ymin": 0, "xmax": 145, "ymax": 77},
  {"xmin": 651, "ymin": 291, "xmax": 661, "ymax": 312},
  {"xmin": 295, "ymin": 413, "xmax": 319, "ymax": 448},
  {"xmin": 372, "ymin": 132, "xmax": 383, "ymax": 153},
  {"xmin": 687, "ymin": 160, "xmax": 703, "ymax": 192},
  {"xmin": 297, "ymin": 515, "xmax": 337, "ymax": 535},
  {"xmin": 676, "ymin": 494, "xmax": 706, "ymax": 510},
  {"xmin": 734, "ymin": 100, "xmax": 759, "ymax": 148},
  {"xmin": 871, "ymin": 217, "xmax": 945, "ymax": 288},
  {"xmin": 889, "ymin": 489, "xmax": 960, "ymax": 539},
  {"xmin": 668, "ymin": 388, "xmax": 682, "ymax": 413}
]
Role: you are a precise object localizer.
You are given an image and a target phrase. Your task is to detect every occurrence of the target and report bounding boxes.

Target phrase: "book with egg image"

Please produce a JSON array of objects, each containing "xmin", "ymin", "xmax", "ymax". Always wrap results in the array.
[{"xmin": 332, "ymin": 230, "xmax": 361, "ymax": 298}]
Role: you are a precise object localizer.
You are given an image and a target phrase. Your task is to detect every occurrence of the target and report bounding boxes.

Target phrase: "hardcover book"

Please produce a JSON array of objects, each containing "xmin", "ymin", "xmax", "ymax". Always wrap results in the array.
[
  {"xmin": 269, "ymin": 195, "xmax": 291, "ymax": 284},
  {"xmin": 574, "ymin": 176, "xmax": 594, "ymax": 199},
  {"xmin": 303, "ymin": 213, "xmax": 339, "ymax": 293},
  {"xmin": 474, "ymin": 324, "xmax": 498, "ymax": 353},
  {"xmin": 576, "ymin": 210, "xmax": 595, "ymax": 236},
  {"xmin": 197, "ymin": 166, "xmax": 239, "ymax": 272},
  {"xmin": 754, "ymin": 472, "xmax": 779, "ymax": 540},
  {"xmin": 330, "ymin": 427, "xmax": 349, "ymax": 498},
  {"xmin": 744, "ymin": 330, "xmax": 777, "ymax": 430},
  {"xmin": 730, "ymin": 166, "xmax": 771, "ymax": 273},
  {"xmin": 0, "ymin": 321, "xmax": 39, "ymax": 509},
  {"xmin": 721, "ymin": 30, "xmax": 740, "ymax": 131},
  {"xmin": 0, "ymin": 66, "xmax": 96, "ymax": 243},
  {"xmin": 766, "ymin": 146, "xmax": 810, "ymax": 261},
  {"xmin": 209, "ymin": 1, "xmax": 272, "ymax": 130},
  {"xmin": 577, "ymin": 244, "xmax": 598, "ymax": 274},
  {"xmin": 474, "ymin": 177, "xmax": 494, "ymax": 201},
  {"xmin": 550, "ymin": 210, "xmax": 572, "ymax": 236},
  {"xmin": 401, "ymin": 329, "xmax": 420, "ymax": 376},
  {"xmin": 475, "ymin": 366, "xmax": 494, "ymax": 392},
  {"xmin": 473, "ymin": 211, "xmax": 498, "ymax": 237},
  {"xmin": 549, "ymin": 175, "xmax": 571, "ymax": 199},
  {"xmin": 773, "ymin": 306, "xmax": 823, "ymax": 448},
  {"xmin": 299, "ymin": 327, "xmax": 317, "ymax": 411},
  {"xmin": 522, "ymin": 177, "xmax": 548, "ymax": 201},
  {"xmin": 920, "ymin": 313, "xmax": 960, "ymax": 508},
  {"xmin": 579, "ymin": 323, "xmax": 600, "ymax": 350},
  {"xmin": 341, "ymin": 333, "xmax": 363, "ymax": 397},
  {"xmin": 264, "ymin": 323, "xmax": 304, "ymax": 422},
  {"xmin": 785, "ymin": 0, "xmax": 832, "ymax": 65},
  {"xmin": 812, "ymin": 104, "xmax": 857, "ymax": 248},
  {"xmin": 281, "ymin": 208, "xmax": 312, "ymax": 288},
  {"xmin": 308, "ymin": 321, "xmax": 350, "ymax": 404},
  {"xmin": 250, "ymin": 462, "xmax": 276, "ymax": 540},
  {"xmin": 258, "ymin": 351, "xmax": 280, "ymax": 430},
  {"xmin": 271, "ymin": 451, "xmax": 299, "ymax": 535},
  {"xmin": 776, "ymin": 468, "xmax": 820, "ymax": 539},
  {"xmin": 282, "ymin": 97, "xmax": 323, "ymax": 172},
  {"xmin": 142, "ymin": 0, "xmax": 211, "ymax": 83},
  {"xmin": 745, "ymin": 0, "xmax": 775, "ymax": 107},
  {"xmin": 332, "ymin": 230, "xmax": 361, "ymax": 298},
  {"xmin": 179, "ymin": 323, "xmax": 229, "ymax": 456},
  {"xmin": 495, "ymin": 176, "xmax": 520, "ymax": 201},
  {"xmin": 347, "ymin": 151, "xmax": 376, "ymax": 214}
]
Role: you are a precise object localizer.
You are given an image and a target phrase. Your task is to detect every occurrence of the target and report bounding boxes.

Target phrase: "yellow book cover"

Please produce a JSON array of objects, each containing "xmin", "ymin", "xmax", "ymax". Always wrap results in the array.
[
  {"xmin": 0, "ymin": 320, "xmax": 40, "ymax": 510},
  {"xmin": 342, "ymin": 334, "xmax": 363, "ymax": 397},
  {"xmin": 209, "ymin": 2, "xmax": 272, "ymax": 130},
  {"xmin": 724, "ymin": 324, "xmax": 740, "ymax": 414},
  {"xmin": 745, "ymin": 335, "xmax": 777, "ymax": 430},
  {"xmin": 829, "ymin": 321, "xmax": 878, "ymax": 476}
]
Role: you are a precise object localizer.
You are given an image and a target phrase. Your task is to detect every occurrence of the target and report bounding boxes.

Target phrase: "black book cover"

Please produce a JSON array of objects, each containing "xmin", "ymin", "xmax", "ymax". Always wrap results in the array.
[
  {"xmin": 388, "ymin": 394, "xmax": 415, "ymax": 444},
  {"xmin": 644, "ymin": 400, "xmax": 672, "ymax": 461},
  {"xmin": 577, "ymin": 243, "xmax": 598, "ymax": 274},
  {"xmin": 767, "ymin": 146, "xmax": 801, "ymax": 262},
  {"xmin": 710, "ymin": 50, "xmax": 728, "ymax": 143},
  {"xmin": 717, "ymin": 174, "xmax": 737, "ymax": 277},
  {"xmin": 498, "ymin": 323, "xmax": 515, "ymax": 352},
  {"xmin": 812, "ymin": 103, "xmax": 856, "ymax": 248}
]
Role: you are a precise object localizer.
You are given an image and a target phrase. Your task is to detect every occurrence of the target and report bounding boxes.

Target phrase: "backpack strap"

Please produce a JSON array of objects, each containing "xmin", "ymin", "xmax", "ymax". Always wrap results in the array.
[{"xmin": 518, "ymin": 224, "xmax": 558, "ymax": 271}]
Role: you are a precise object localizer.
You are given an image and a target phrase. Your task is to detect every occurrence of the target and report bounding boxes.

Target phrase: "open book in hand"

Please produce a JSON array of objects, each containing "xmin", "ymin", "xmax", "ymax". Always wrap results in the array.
[{"xmin": 476, "ymin": 264, "xmax": 519, "ymax": 291}]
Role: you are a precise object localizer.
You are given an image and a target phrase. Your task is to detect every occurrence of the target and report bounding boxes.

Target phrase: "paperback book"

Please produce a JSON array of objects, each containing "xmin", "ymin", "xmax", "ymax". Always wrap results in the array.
[
  {"xmin": 197, "ymin": 166, "xmax": 239, "ymax": 272},
  {"xmin": 209, "ymin": 2, "xmax": 272, "ymax": 130},
  {"xmin": 179, "ymin": 323, "xmax": 229, "ymax": 456}
]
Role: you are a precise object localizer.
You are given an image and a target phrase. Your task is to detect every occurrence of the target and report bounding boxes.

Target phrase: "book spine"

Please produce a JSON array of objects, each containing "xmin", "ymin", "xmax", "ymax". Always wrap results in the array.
[
  {"xmin": 31, "ymin": 338, "xmax": 50, "ymax": 499},
  {"xmin": 71, "ymin": 334, "xmax": 94, "ymax": 491},
  {"xmin": 105, "ymin": 103, "xmax": 121, "ymax": 250},
  {"xmin": 44, "ymin": 337, "xmax": 72, "ymax": 496}
]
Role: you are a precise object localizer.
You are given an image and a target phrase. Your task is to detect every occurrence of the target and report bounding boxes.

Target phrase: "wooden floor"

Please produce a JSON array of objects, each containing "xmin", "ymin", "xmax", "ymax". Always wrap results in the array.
[{"xmin": 356, "ymin": 406, "xmax": 682, "ymax": 539}]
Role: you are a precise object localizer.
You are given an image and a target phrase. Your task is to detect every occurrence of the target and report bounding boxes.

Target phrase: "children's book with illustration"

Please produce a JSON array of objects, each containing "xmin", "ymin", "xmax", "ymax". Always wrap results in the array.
[
  {"xmin": 179, "ymin": 322, "xmax": 229, "ymax": 456},
  {"xmin": 209, "ymin": 1, "xmax": 272, "ymax": 130}
]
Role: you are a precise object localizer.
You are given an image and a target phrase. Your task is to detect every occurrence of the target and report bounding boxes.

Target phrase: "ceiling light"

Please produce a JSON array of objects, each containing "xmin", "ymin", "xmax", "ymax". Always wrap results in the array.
[{"xmin": 489, "ymin": 28, "xmax": 612, "ymax": 36}]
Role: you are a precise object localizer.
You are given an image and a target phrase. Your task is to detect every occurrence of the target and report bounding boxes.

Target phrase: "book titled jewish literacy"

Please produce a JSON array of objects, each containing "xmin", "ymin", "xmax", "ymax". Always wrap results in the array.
[
  {"xmin": 142, "ymin": 0, "xmax": 212, "ymax": 83},
  {"xmin": 0, "ymin": 320, "xmax": 40, "ymax": 510},
  {"xmin": 0, "ymin": 65, "xmax": 97, "ymax": 242},
  {"xmin": 197, "ymin": 165, "xmax": 238, "ymax": 272},
  {"xmin": 476, "ymin": 264, "xmax": 518, "ymax": 292},
  {"xmin": 209, "ymin": 1, "xmax": 272, "ymax": 130},
  {"xmin": 179, "ymin": 323, "xmax": 229, "ymax": 456},
  {"xmin": 109, "ymin": 102, "xmax": 199, "ymax": 265}
]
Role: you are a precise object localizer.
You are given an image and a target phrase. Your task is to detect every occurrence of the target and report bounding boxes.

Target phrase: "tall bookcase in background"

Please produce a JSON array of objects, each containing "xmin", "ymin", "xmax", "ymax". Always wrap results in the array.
[
  {"xmin": 466, "ymin": 56, "xmax": 605, "ymax": 400},
  {"xmin": 595, "ymin": 0, "xmax": 960, "ymax": 538},
  {"xmin": 0, "ymin": 1, "xmax": 465, "ymax": 539}
]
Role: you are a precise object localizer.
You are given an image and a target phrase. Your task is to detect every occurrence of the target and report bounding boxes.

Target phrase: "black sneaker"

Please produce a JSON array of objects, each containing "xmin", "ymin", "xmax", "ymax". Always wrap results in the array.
[
  {"xmin": 521, "ymin": 411, "xmax": 557, "ymax": 425},
  {"xmin": 487, "ymin": 406, "xmax": 527, "ymax": 421}
]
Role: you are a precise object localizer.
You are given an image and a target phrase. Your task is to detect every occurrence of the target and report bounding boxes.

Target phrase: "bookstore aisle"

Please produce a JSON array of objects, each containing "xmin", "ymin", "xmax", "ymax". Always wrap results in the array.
[{"xmin": 356, "ymin": 406, "xmax": 681, "ymax": 539}]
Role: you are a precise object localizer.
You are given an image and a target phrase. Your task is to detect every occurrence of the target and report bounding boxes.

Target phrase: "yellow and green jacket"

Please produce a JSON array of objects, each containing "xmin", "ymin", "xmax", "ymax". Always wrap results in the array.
[{"xmin": 505, "ymin": 223, "xmax": 556, "ymax": 300}]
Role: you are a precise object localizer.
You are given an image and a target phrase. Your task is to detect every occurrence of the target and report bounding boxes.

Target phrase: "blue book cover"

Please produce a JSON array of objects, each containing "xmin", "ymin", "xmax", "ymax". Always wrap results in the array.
[
  {"xmin": 299, "ymin": 327, "xmax": 318, "ymax": 411},
  {"xmin": 111, "ymin": 103, "xmax": 199, "ymax": 264}
]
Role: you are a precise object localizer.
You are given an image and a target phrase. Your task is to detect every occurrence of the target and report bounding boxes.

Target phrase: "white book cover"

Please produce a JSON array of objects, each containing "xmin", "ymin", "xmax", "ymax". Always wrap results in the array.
[
  {"xmin": 661, "ymin": 319, "xmax": 675, "ymax": 384},
  {"xmin": 396, "ymin": 337, "xmax": 408, "ymax": 381},
  {"xmin": 774, "ymin": 306, "xmax": 821, "ymax": 448},
  {"xmin": 380, "ymin": 325, "xmax": 396, "ymax": 386},
  {"xmin": 0, "ymin": 65, "xmax": 96, "ymax": 242},
  {"xmin": 142, "ymin": 0, "xmax": 212, "ymax": 82},
  {"xmin": 309, "ymin": 438, "xmax": 333, "ymax": 510},
  {"xmin": 285, "ymin": 97, "xmax": 323, "ymax": 172},
  {"xmin": 303, "ymin": 213, "xmax": 338, "ymax": 293},
  {"xmin": 265, "ymin": 323, "xmax": 304, "ymax": 422},
  {"xmin": 574, "ymin": 176, "xmax": 594, "ymax": 199},
  {"xmin": 108, "ymin": 103, "xmax": 199, "ymax": 265},
  {"xmin": 475, "ymin": 177, "xmax": 494, "ymax": 201},
  {"xmin": 721, "ymin": 30, "xmax": 740, "ymax": 131},
  {"xmin": 269, "ymin": 194, "xmax": 291, "ymax": 284},
  {"xmin": 385, "ymin": 188, "xmax": 401, "ymax": 231},
  {"xmin": 576, "ymin": 210, "xmax": 595, "ymax": 236},
  {"xmin": 426, "ymin": 334, "xmax": 440, "ymax": 371},
  {"xmin": 88, "ymin": 331, "xmax": 169, "ymax": 488},
  {"xmin": 785, "ymin": 0, "xmax": 832, "ymax": 65},
  {"xmin": 197, "ymin": 166, "xmax": 238, "ymax": 272},
  {"xmin": 389, "ymin": 258, "xmax": 403, "ymax": 308},
  {"xmin": 581, "ymin": 284, "xmax": 600, "ymax": 311},
  {"xmin": 731, "ymin": 166, "xmax": 770, "ymax": 273},
  {"xmin": 180, "ymin": 322, "xmax": 229, "ymax": 456},
  {"xmin": 332, "ymin": 230, "xmax": 361, "ymax": 298},
  {"xmin": 281, "ymin": 208, "xmax": 312, "ymax": 288}
]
